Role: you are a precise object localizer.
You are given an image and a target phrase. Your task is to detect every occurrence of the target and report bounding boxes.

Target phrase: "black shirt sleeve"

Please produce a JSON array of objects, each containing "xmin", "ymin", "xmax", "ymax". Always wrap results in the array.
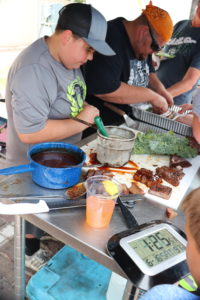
[{"xmin": 84, "ymin": 51, "xmax": 122, "ymax": 95}]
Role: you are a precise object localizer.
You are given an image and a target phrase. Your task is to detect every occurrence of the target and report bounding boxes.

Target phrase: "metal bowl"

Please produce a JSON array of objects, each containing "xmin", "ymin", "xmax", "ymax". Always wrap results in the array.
[{"xmin": 96, "ymin": 126, "xmax": 135, "ymax": 167}]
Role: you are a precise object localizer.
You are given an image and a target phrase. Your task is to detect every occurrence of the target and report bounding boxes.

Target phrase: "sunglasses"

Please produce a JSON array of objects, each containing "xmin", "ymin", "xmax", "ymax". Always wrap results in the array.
[{"xmin": 148, "ymin": 25, "xmax": 162, "ymax": 52}]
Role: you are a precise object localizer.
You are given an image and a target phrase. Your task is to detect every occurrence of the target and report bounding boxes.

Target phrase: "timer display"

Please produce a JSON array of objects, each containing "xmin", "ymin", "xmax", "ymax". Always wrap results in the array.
[{"xmin": 128, "ymin": 228, "xmax": 185, "ymax": 268}]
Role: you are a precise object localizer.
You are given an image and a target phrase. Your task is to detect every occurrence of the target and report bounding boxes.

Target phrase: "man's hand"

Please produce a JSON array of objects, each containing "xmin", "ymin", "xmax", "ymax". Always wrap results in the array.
[
  {"xmin": 158, "ymin": 89, "xmax": 174, "ymax": 107},
  {"xmin": 78, "ymin": 104, "xmax": 99, "ymax": 125},
  {"xmin": 179, "ymin": 104, "xmax": 193, "ymax": 114},
  {"xmin": 176, "ymin": 114, "xmax": 193, "ymax": 126},
  {"xmin": 151, "ymin": 94, "xmax": 169, "ymax": 114}
]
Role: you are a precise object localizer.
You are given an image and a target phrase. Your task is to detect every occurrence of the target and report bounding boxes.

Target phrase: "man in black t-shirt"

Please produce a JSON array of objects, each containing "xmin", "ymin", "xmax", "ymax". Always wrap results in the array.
[
  {"xmin": 156, "ymin": 1, "xmax": 200, "ymax": 105},
  {"xmin": 84, "ymin": 1, "xmax": 174, "ymax": 129}
]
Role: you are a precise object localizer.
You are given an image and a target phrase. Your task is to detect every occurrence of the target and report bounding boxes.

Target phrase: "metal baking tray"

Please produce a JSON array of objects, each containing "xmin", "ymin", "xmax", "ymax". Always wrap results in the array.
[{"xmin": 131, "ymin": 104, "xmax": 193, "ymax": 137}]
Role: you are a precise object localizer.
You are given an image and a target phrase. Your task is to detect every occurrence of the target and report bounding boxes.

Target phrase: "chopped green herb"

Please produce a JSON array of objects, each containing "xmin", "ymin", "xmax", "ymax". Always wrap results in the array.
[{"xmin": 133, "ymin": 131, "xmax": 198, "ymax": 158}]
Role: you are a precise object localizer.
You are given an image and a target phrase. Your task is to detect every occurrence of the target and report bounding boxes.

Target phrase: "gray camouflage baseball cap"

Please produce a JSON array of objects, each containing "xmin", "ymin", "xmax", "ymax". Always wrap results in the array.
[{"xmin": 57, "ymin": 3, "xmax": 115, "ymax": 56}]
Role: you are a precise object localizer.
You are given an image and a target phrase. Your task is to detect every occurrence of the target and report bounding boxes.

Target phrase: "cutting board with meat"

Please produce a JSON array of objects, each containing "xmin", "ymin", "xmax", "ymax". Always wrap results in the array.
[{"xmin": 81, "ymin": 136, "xmax": 200, "ymax": 210}]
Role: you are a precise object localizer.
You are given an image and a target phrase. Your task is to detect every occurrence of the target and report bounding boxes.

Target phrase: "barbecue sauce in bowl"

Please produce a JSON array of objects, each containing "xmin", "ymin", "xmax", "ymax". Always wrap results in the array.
[{"xmin": 31, "ymin": 149, "xmax": 81, "ymax": 168}]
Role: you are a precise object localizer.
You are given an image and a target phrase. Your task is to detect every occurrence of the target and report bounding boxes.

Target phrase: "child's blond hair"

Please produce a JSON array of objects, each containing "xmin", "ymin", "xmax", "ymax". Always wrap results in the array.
[{"xmin": 182, "ymin": 187, "xmax": 200, "ymax": 251}]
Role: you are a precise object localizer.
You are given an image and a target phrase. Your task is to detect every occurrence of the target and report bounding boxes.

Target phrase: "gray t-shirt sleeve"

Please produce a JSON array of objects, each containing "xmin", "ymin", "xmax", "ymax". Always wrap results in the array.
[
  {"xmin": 10, "ymin": 64, "xmax": 57, "ymax": 134},
  {"xmin": 192, "ymin": 88, "xmax": 200, "ymax": 121}
]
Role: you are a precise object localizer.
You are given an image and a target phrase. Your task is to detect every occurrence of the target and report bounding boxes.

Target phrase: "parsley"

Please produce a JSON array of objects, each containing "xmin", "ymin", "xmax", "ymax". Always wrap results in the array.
[{"xmin": 133, "ymin": 131, "xmax": 198, "ymax": 158}]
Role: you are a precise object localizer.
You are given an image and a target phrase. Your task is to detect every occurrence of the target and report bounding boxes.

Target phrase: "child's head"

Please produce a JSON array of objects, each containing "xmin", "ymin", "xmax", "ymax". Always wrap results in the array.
[{"xmin": 182, "ymin": 187, "xmax": 200, "ymax": 285}]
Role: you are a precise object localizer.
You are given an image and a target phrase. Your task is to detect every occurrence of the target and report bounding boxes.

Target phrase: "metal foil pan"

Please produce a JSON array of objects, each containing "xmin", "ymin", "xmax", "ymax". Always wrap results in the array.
[{"xmin": 131, "ymin": 104, "xmax": 193, "ymax": 137}]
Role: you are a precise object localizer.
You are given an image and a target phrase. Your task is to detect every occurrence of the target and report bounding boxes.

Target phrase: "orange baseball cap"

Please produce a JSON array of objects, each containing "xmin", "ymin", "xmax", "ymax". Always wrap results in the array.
[{"xmin": 142, "ymin": 1, "xmax": 173, "ymax": 42}]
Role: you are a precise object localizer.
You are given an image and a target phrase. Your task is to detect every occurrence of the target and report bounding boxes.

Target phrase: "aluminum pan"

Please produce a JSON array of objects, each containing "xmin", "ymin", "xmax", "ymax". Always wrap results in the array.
[{"xmin": 132, "ymin": 105, "xmax": 193, "ymax": 137}]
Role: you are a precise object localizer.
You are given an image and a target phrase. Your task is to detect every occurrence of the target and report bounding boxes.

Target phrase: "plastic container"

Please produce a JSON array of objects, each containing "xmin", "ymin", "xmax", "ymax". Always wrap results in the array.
[
  {"xmin": 96, "ymin": 126, "xmax": 135, "ymax": 167},
  {"xmin": 85, "ymin": 175, "xmax": 121, "ymax": 228},
  {"xmin": 26, "ymin": 245, "xmax": 112, "ymax": 300}
]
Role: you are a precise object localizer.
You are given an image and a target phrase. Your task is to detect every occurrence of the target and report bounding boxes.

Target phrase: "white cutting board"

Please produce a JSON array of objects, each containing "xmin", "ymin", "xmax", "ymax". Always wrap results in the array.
[{"xmin": 82, "ymin": 139, "xmax": 200, "ymax": 210}]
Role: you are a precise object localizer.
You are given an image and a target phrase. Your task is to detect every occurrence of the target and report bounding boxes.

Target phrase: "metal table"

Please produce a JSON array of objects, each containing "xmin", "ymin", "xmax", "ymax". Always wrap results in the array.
[
  {"xmin": 0, "ymin": 134, "xmax": 199, "ymax": 300},
  {"xmin": 11, "ymin": 177, "xmax": 200, "ymax": 300},
  {"xmin": 15, "ymin": 195, "xmax": 186, "ymax": 300}
]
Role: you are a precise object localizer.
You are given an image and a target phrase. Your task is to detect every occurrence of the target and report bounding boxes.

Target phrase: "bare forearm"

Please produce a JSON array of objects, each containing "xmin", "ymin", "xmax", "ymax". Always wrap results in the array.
[
  {"xmin": 149, "ymin": 73, "xmax": 173, "ymax": 106},
  {"xmin": 17, "ymin": 104, "xmax": 99, "ymax": 144},
  {"xmin": 95, "ymin": 81, "xmax": 169, "ymax": 113},
  {"xmin": 95, "ymin": 82, "xmax": 162, "ymax": 105},
  {"xmin": 18, "ymin": 119, "xmax": 87, "ymax": 144},
  {"xmin": 167, "ymin": 81, "xmax": 193, "ymax": 97},
  {"xmin": 149, "ymin": 73, "xmax": 166, "ymax": 92},
  {"xmin": 167, "ymin": 67, "xmax": 200, "ymax": 97}
]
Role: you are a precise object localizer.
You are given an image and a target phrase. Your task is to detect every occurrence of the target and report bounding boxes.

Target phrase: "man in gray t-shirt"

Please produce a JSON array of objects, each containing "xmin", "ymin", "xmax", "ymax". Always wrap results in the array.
[
  {"xmin": 6, "ymin": 37, "xmax": 87, "ymax": 164},
  {"xmin": 4, "ymin": 3, "xmax": 115, "ymax": 266},
  {"xmin": 5, "ymin": 3, "xmax": 115, "ymax": 165}
]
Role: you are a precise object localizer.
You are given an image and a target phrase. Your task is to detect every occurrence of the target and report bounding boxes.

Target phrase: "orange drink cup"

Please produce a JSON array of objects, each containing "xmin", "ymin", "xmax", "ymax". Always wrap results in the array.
[{"xmin": 85, "ymin": 175, "xmax": 121, "ymax": 228}]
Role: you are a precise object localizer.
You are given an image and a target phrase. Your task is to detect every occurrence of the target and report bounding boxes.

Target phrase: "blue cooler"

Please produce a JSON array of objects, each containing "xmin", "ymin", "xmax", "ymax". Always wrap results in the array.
[{"xmin": 26, "ymin": 245, "xmax": 112, "ymax": 300}]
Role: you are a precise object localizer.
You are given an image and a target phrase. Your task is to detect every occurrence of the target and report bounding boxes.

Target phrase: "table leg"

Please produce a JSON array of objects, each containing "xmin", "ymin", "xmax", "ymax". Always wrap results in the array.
[
  {"xmin": 122, "ymin": 280, "xmax": 137, "ymax": 300},
  {"xmin": 14, "ymin": 216, "xmax": 25, "ymax": 300}
]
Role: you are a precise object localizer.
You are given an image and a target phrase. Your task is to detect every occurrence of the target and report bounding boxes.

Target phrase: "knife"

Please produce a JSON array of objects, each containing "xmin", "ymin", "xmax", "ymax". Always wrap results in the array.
[
  {"xmin": 12, "ymin": 197, "xmax": 86, "ymax": 210},
  {"xmin": 0, "ymin": 194, "xmax": 144, "ymax": 211},
  {"xmin": 104, "ymin": 103, "xmax": 137, "ymax": 128},
  {"xmin": 71, "ymin": 117, "xmax": 97, "ymax": 129}
]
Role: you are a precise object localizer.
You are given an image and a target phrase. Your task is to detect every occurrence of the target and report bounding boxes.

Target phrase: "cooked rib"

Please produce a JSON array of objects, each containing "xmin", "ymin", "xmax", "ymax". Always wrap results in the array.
[
  {"xmin": 170, "ymin": 155, "xmax": 191, "ymax": 168},
  {"xmin": 156, "ymin": 166, "xmax": 185, "ymax": 187},
  {"xmin": 148, "ymin": 184, "xmax": 172, "ymax": 200},
  {"xmin": 134, "ymin": 168, "xmax": 162, "ymax": 187},
  {"xmin": 187, "ymin": 137, "xmax": 200, "ymax": 154}
]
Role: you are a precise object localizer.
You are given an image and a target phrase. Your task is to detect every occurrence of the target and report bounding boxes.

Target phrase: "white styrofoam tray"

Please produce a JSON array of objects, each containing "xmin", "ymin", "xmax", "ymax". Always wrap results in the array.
[{"xmin": 82, "ymin": 138, "xmax": 200, "ymax": 210}]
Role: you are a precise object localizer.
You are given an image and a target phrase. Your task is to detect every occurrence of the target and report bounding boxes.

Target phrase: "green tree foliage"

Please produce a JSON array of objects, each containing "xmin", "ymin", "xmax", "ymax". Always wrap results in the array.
[{"xmin": 74, "ymin": 0, "xmax": 86, "ymax": 3}]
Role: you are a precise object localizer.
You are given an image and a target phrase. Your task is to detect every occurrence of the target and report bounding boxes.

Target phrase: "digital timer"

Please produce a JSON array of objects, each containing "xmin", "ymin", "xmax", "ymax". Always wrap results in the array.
[
  {"xmin": 120, "ymin": 223, "xmax": 186, "ymax": 276},
  {"xmin": 107, "ymin": 221, "xmax": 189, "ymax": 290},
  {"xmin": 129, "ymin": 228, "xmax": 185, "ymax": 267}
]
